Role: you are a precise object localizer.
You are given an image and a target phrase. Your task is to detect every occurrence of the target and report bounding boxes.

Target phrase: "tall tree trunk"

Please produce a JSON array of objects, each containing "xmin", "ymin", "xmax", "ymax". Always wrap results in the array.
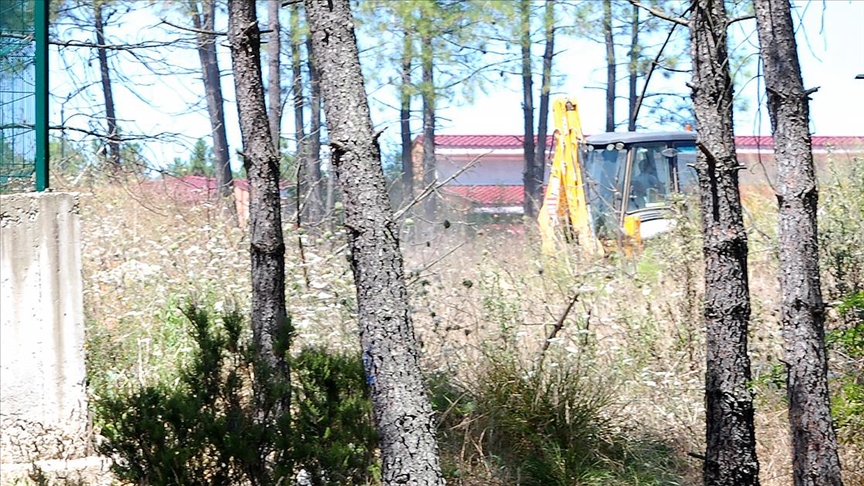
[
  {"xmin": 631, "ymin": 21, "xmax": 679, "ymax": 129},
  {"xmin": 533, "ymin": 0, "xmax": 555, "ymax": 210},
  {"xmin": 520, "ymin": 0, "xmax": 536, "ymax": 218},
  {"xmin": 325, "ymin": 163, "xmax": 335, "ymax": 226},
  {"xmin": 303, "ymin": 1, "xmax": 445, "ymax": 484},
  {"xmin": 93, "ymin": 2, "xmax": 120, "ymax": 168},
  {"xmin": 421, "ymin": 33, "xmax": 437, "ymax": 223},
  {"xmin": 227, "ymin": 0, "xmax": 290, "ymax": 401},
  {"xmin": 627, "ymin": 5, "xmax": 638, "ymax": 131},
  {"xmin": 400, "ymin": 28, "xmax": 414, "ymax": 204},
  {"xmin": 192, "ymin": 0, "xmax": 236, "ymax": 215},
  {"xmin": 289, "ymin": 4, "xmax": 306, "ymax": 190},
  {"xmin": 689, "ymin": 1, "xmax": 760, "ymax": 484},
  {"xmin": 603, "ymin": 0, "xmax": 615, "ymax": 132},
  {"xmin": 267, "ymin": 0, "xmax": 281, "ymax": 152},
  {"xmin": 306, "ymin": 35, "xmax": 324, "ymax": 222},
  {"xmin": 753, "ymin": 1, "xmax": 844, "ymax": 484}
]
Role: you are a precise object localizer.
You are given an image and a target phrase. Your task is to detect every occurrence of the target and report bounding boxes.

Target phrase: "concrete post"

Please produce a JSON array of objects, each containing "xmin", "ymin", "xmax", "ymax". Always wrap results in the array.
[{"xmin": 1, "ymin": 192, "xmax": 89, "ymax": 463}]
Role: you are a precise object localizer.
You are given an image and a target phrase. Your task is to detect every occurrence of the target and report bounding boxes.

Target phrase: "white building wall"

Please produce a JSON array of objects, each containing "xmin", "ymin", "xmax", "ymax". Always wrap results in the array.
[{"xmin": 437, "ymin": 154, "xmax": 524, "ymax": 185}]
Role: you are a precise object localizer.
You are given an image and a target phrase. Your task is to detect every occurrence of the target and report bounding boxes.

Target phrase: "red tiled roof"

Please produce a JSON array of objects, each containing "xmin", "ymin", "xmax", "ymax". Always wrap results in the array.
[
  {"xmin": 418, "ymin": 134, "xmax": 864, "ymax": 150},
  {"xmin": 440, "ymin": 185, "xmax": 524, "ymax": 206}
]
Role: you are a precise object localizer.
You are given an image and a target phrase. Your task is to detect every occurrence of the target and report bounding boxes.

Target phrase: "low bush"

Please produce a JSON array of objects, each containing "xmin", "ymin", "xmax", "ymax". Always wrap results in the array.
[
  {"xmin": 94, "ymin": 305, "xmax": 377, "ymax": 486},
  {"xmin": 430, "ymin": 347, "xmax": 689, "ymax": 486},
  {"xmin": 469, "ymin": 353, "xmax": 612, "ymax": 485},
  {"xmin": 819, "ymin": 156, "xmax": 864, "ymax": 482},
  {"xmin": 828, "ymin": 291, "xmax": 864, "ymax": 442}
]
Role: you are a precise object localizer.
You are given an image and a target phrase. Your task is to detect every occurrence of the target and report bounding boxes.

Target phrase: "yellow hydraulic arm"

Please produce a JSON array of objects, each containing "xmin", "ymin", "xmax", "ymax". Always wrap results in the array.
[{"xmin": 538, "ymin": 97, "xmax": 601, "ymax": 255}]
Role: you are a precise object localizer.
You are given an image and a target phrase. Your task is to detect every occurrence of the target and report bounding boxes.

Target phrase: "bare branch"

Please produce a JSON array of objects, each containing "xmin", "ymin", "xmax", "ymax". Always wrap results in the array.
[
  {"xmin": 392, "ymin": 151, "xmax": 488, "ymax": 221},
  {"xmin": 159, "ymin": 19, "xmax": 227, "ymax": 37},
  {"xmin": 631, "ymin": 21, "xmax": 680, "ymax": 127},
  {"xmin": 628, "ymin": 0, "xmax": 688, "ymax": 26},
  {"xmin": 50, "ymin": 39, "xmax": 186, "ymax": 50},
  {"xmin": 688, "ymin": 451, "xmax": 707, "ymax": 461},
  {"xmin": 50, "ymin": 125, "xmax": 186, "ymax": 143},
  {"xmin": 437, "ymin": 56, "xmax": 520, "ymax": 91},
  {"xmin": 657, "ymin": 64, "xmax": 691, "ymax": 73},
  {"xmin": 405, "ymin": 242, "xmax": 467, "ymax": 287},
  {"xmin": 541, "ymin": 291, "xmax": 582, "ymax": 354},
  {"xmin": 727, "ymin": 14, "xmax": 755, "ymax": 26}
]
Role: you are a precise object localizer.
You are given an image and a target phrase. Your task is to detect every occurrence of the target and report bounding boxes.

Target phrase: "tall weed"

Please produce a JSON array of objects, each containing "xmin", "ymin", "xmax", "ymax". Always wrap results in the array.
[{"xmin": 818, "ymin": 157, "xmax": 864, "ymax": 482}]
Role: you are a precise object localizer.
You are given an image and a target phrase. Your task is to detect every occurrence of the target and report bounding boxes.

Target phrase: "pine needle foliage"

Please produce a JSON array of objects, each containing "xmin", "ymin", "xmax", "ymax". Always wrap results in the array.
[{"xmin": 94, "ymin": 305, "xmax": 377, "ymax": 486}]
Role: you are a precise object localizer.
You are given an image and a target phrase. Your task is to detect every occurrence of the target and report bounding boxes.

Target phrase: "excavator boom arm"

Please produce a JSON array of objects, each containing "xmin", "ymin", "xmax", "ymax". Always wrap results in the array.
[{"xmin": 539, "ymin": 97, "xmax": 599, "ymax": 254}]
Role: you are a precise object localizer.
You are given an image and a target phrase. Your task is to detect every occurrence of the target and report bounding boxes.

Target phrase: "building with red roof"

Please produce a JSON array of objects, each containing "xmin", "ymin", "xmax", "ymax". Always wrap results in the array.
[
  {"xmin": 139, "ymin": 175, "xmax": 298, "ymax": 227},
  {"xmin": 411, "ymin": 134, "xmax": 864, "ymax": 215}
]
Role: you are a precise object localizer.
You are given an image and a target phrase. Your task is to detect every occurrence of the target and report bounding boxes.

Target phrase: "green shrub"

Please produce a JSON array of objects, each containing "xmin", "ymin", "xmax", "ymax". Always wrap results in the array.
[
  {"xmin": 433, "ymin": 350, "xmax": 609, "ymax": 484},
  {"xmin": 820, "ymin": 157, "xmax": 864, "ymax": 458},
  {"xmin": 95, "ymin": 305, "xmax": 377, "ymax": 486},
  {"xmin": 292, "ymin": 348, "xmax": 378, "ymax": 485},
  {"xmin": 472, "ymin": 354, "xmax": 612, "ymax": 486},
  {"xmin": 430, "ymin": 348, "xmax": 689, "ymax": 485},
  {"xmin": 827, "ymin": 291, "xmax": 864, "ymax": 443},
  {"xmin": 820, "ymin": 158, "xmax": 864, "ymax": 301}
]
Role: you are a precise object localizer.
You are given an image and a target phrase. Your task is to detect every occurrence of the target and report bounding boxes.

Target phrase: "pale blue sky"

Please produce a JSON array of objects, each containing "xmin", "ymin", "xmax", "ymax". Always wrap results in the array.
[
  {"xmin": 433, "ymin": 0, "xmax": 864, "ymax": 138},
  {"xmin": 49, "ymin": 0, "xmax": 864, "ymax": 170}
]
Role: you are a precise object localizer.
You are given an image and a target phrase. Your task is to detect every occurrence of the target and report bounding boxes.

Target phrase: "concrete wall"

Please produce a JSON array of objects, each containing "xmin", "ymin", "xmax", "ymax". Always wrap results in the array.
[{"xmin": 0, "ymin": 192, "xmax": 89, "ymax": 463}]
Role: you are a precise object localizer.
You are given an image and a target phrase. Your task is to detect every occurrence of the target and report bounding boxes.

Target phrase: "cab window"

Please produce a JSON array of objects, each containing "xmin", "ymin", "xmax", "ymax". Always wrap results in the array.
[
  {"xmin": 583, "ymin": 147, "xmax": 626, "ymax": 237},
  {"xmin": 674, "ymin": 143, "xmax": 698, "ymax": 193},
  {"xmin": 629, "ymin": 143, "xmax": 673, "ymax": 210}
]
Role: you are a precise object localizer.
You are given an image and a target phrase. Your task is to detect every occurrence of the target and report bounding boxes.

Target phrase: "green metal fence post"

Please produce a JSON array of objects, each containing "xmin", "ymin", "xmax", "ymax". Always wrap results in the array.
[{"xmin": 35, "ymin": 0, "xmax": 48, "ymax": 191}]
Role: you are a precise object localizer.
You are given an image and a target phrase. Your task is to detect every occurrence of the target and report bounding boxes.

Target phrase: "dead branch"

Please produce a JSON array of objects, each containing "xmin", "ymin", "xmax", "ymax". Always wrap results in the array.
[
  {"xmin": 159, "ymin": 19, "xmax": 227, "ymax": 37},
  {"xmin": 727, "ymin": 14, "xmax": 755, "ymax": 26},
  {"xmin": 628, "ymin": 0, "xmax": 688, "ymax": 26},
  {"xmin": 541, "ymin": 291, "xmax": 582, "ymax": 354},
  {"xmin": 392, "ymin": 151, "xmax": 489, "ymax": 221}
]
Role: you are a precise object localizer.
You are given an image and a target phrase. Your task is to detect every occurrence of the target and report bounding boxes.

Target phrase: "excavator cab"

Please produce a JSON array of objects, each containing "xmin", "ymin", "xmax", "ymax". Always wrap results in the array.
[
  {"xmin": 538, "ymin": 97, "xmax": 698, "ymax": 254},
  {"xmin": 582, "ymin": 132, "xmax": 698, "ymax": 242}
]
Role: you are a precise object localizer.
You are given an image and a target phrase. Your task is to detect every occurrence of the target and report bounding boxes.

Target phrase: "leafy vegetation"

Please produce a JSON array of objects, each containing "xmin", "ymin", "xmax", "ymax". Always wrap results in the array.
[
  {"xmin": 54, "ymin": 140, "xmax": 857, "ymax": 485},
  {"xmin": 819, "ymin": 157, "xmax": 864, "ymax": 463},
  {"xmin": 61, "ymin": 153, "xmax": 863, "ymax": 484},
  {"xmin": 95, "ymin": 305, "xmax": 377, "ymax": 486},
  {"xmin": 827, "ymin": 295, "xmax": 864, "ymax": 436}
]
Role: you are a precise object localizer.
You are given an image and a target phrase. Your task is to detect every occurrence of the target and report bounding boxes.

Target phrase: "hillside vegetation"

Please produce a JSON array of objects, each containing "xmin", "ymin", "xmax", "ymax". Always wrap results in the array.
[{"xmin": 54, "ymin": 156, "xmax": 863, "ymax": 485}]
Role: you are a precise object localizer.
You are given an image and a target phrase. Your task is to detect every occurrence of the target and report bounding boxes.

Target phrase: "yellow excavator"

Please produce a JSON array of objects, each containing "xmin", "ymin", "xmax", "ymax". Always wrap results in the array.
[{"xmin": 539, "ymin": 97, "xmax": 698, "ymax": 254}]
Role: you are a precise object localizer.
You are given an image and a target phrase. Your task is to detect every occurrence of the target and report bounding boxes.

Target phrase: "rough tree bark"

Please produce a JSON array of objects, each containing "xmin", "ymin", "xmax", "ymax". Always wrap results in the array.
[
  {"xmin": 289, "ymin": 3, "xmax": 306, "ymax": 172},
  {"xmin": 401, "ymin": 27, "xmax": 414, "ymax": 203},
  {"xmin": 227, "ymin": 0, "xmax": 290, "ymax": 387},
  {"xmin": 627, "ymin": 5, "xmax": 638, "ymax": 131},
  {"xmin": 533, "ymin": 0, "xmax": 555, "ymax": 209},
  {"xmin": 93, "ymin": 2, "xmax": 120, "ymax": 168},
  {"xmin": 191, "ymin": 0, "xmax": 236, "ymax": 214},
  {"xmin": 267, "ymin": 0, "xmax": 281, "ymax": 152},
  {"xmin": 421, "ymin": 32, "xmax": 437, "ymax": 223},
  {"xmin": 603, "ymin": 0, "xmax": 615, "ymax": 132},
  {"xmin": 689, "ymin": 0, "xmax": 760, "ymax": 484},
  {"xmin": 305, "ymin": 35, "xmax": 324, "ymax": 222},
  {"xmin": 753, "ymin": 0, "xmax": 844, "ymax": 484},
  {"xmin": 520, "ymin": 0, "xmax": 537, "ymax": 218},
  {"xmin": 303, "ymin": 0, "xmax": 445, "ymax": 484}
]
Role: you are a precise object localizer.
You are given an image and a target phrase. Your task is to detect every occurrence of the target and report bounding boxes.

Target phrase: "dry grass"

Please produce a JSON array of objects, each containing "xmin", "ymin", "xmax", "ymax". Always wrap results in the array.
[{"xmin": 63, "ymin": 167, "xmax": 863, "ymax": 485}]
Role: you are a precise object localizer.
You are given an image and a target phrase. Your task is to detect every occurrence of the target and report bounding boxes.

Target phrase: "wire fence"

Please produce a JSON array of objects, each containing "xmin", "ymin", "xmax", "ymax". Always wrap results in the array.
[{"xmin": 1, "ymin": 0, "xmax": 46, "ymax": 192}]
